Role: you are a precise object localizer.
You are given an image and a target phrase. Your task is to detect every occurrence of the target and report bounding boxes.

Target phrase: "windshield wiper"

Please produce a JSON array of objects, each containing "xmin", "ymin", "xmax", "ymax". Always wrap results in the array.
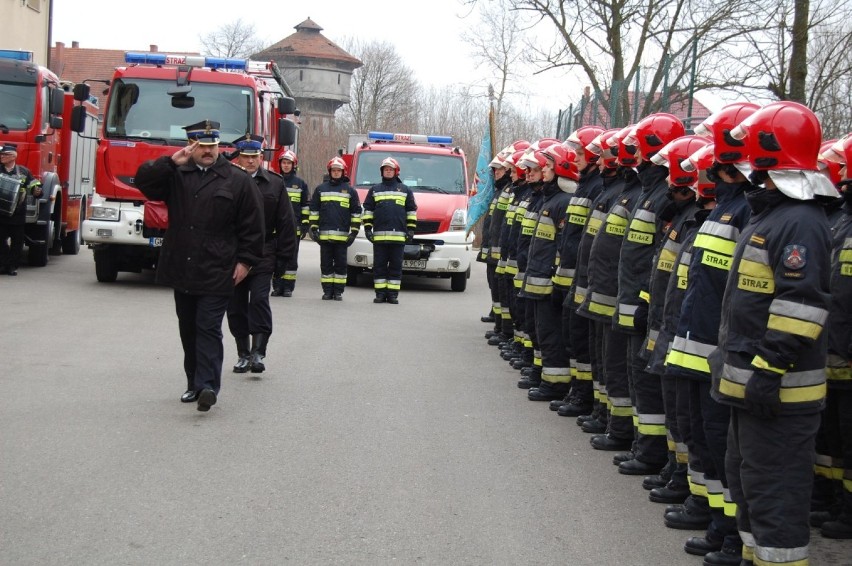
[
  {"xmin": 109, "ymin": 133, "xmax": 172, "ymax": 145},
  {"xmin": 414, "ymin": 186, "xmax": 449, "ymax": 194}
]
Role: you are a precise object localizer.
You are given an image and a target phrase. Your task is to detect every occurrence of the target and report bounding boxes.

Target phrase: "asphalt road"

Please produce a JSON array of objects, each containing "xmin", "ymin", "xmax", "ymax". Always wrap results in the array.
[{"xmin": 2, "ymin": 244, "xmax": 850, "ymax": 565}]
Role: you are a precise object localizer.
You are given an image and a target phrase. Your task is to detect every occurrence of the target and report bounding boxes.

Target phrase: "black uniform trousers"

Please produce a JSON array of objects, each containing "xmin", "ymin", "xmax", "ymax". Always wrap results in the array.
[
  {"xmin": 604, "ymin": 326, "xmax": 633, "ymax": 440},
  {"xmin": 373, "ymin": 243, "xmax": 403, "ymax": 298},
  {"xmin": 534, "ymin": 291, "xmax": 571, "ymax": 396},
  {"xmin": 273, "ymin": 239, "xmax": 301, "ymax": 293},
  {"xmin": 174, "ymin": 291, "xmax": 231, "ymax": 394},
  {"xmin": 497, "ymin": 272, "xmax": 514, "ymax": 339},
  {"xmin": 320, "ymin": 242, "xmax": 347, "ymax": 295},
  {"xmin": 726, "ymin": 408, "xmax": 819, "ymax": 561},
  {"xmin": 0, "ymin": 223, "xmax": 25, "ymax": 271},
  {"xmin": 525, "ymin": 296, "xmax": 541, "ymax": 382},
  {"xmin": 486, "ymin": 263, "xmax": 502, "ymax": 334},
  {"xmin": 627, "ymin": 333, "xmax": 668, "ymax": 465},
  {"xmin": 814, "ymin": 389, "xmax": 852, "ymax": 522},
  {"xmin": 227, "ymin": 272, "xmax": 273, "ymax": 338},
  {"xmin": 590, "ymin": 320, "xmax": 606, "ymax": 421},
  {"xmin": 662, "ymin": 372, "xmax": 689, "ymax": 488},
  {"xmin": 565, "ymin": 304, "xmax": 593, "ymax": 405},
  {"xmin": 677, "ymin": 376, "xmax": 707, "ymax": 494}
]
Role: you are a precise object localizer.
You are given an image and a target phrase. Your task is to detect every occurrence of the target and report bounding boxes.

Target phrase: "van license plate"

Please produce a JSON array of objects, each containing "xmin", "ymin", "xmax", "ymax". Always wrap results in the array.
[
  {"xmin": 403, "ymin": 259, "xmax": 427, "ymax": 269},
  {"xmin": 149, "ymin": 237, "xmax": 163, "ymax": 247}
]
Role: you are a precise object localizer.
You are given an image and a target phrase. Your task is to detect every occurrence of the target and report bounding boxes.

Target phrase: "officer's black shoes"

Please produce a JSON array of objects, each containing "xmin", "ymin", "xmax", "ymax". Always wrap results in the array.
[
  {"xmin": 485, "ymin": 330, "xmax": 498, "ymax": 339},
  {"xmin": 233, "ymin": 337, "xmax": 251, "ymax": 373},
  {"xmin": 581, "ymin": 418, "xmax": 607, "ymax": 434},
  {"xmin": 666, "ymin": 503, "xmax": 685, "ymax": 514},
  {"xmin": 374, "ymin": 295, "xmax": 387, "ymax": 303},
  {"xmin": 512, "ymin": 359, "xmax": 531, "ymax": 370},
  {"xmin": 197, "ymin": 388, "xmax": 217, "ymax": 412},
  {"xmin": 612, "ymin": 451, "xmax": 634, "ymax": 465},
  {"xmin": 7, "ymin": 269, "xmax": 17, "ymax": 276},
  {"xmin": 821, "ymin": 519, "xmax": 852, "ymax": 539},
  {"xmin": 557, "ymin": 402, "xmax": 593, "ymax": 417},
  {"xmin": 249, "ymin": 334, "xmax": 269, "ymax": 373},
  {"xmin": 576, "ymin": 414, "xmax": 596, "ymax": 425},
  {"xmin": 181, "ymin": 389, "xmax": 199, "ymax": 403},
  {"xmin": 481, "ymin": 313, "xmax": 495, "ymax": 323},
  {"xmin": 649, "ymin": 483, "xmax": 690, "ymax": 504},
  {"xmin": 333, "ymin": 293, "xmax": 343, "ymax": 301},
  {"xmin": 643, "ymin": 474, "xmax": 668, "ymax": 490},
  {"xmin": 322, "ymin": 291, "xmax": 333, "ymax": 300},
  {"xmin": 664, "ymin": 507, "xmax": 712, "ymax": 530},
  {"xmin": 487, "ymin": 335, "xmax": 503, "ymax": 346},
  {"xmin": 590, "ymin": 434, "xmax": 632, "ymax": 451},
  {"xmin": 549, "ymin": 396, "xmax": 569, "ymax": 411},
  {"xmin": 528, "ymin": 388, "xmax": 564, "ymax": 401},
  {"xmin": 684, "ymin": 536, "xmax": 723, "ymax": 556},
  {"xmin": 282, "ymin": 290, "xmax": 293, "ymax": 297},
  {"xmin": 618, "ymin": 458, "xmax": 664, "ymax": 476},
  {"xmin": 702, "ymin": 546, "xmax": 743, "ymax": 565},
  {"xmin": 270, "ymin": 289, "xmax": 283, "ymax": 297},
  {"xmin": 386, "ymin": 296, "xmax": 399, "ymax": 304},
  {"xmin": 809, "ymin": 510, "xmax": 837, "ymax": 528},
  {"xmin": 520, "ymin": 366, "xmax": 534, "ymax": 377}
]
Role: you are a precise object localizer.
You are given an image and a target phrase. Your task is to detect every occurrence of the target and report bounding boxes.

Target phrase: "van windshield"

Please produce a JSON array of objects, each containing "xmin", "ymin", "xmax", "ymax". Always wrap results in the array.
[
  {"xmin": 0, "ymin": 81, "xmax": 36, "ymax": 131},
  {"xmin": 354, "ymin": 152, "xmax": 466, "ymax": 194},
  {"xmin": 104, "ymin": 78, "xmax": 253, "ymax": 144}
]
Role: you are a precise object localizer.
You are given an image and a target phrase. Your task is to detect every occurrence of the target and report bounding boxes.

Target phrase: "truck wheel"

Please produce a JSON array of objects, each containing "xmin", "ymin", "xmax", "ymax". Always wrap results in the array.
[
  {"xmin": 346, "ymin": 266, "xmax": 362, "ymax": 287},
  {"xmin": 94, "ymin": 249, "xmax": 118, "ymax": 283},
  {"xmin": 27, "ymin": 221, "xmax": 50, "ymax": 267},
  {"xmin": 451, "ymin": 269, "xmax": 468, "ymax": 292},
  {"xmin": 62, "ymin": 203, "xmax": 84, "ymax": 255}
]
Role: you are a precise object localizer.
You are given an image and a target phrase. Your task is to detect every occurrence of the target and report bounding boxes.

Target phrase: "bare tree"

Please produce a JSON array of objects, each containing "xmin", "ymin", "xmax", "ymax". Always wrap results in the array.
[{"xmin": 198, "ymin": 19, "xmax": 268, "ymax": 59}]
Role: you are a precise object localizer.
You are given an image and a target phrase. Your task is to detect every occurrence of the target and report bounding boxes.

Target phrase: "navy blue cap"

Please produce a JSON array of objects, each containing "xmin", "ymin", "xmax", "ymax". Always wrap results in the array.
[
  {"xmin": 0, "ymin": 143, "xmax": 18, "ymax": 154},
  {"xmin": 183, "ymin": 120, "xmax": 220, "ymax": 145},
  {"xmin": 233, "ymin": 134, "xmax": 264, "ymax": 155}
]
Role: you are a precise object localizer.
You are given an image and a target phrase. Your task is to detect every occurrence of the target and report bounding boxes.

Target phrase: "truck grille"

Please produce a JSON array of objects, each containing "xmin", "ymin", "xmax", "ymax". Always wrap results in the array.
[{"xmin": 415, "ymin": 220, "xmax": 441, "ymax": 234}]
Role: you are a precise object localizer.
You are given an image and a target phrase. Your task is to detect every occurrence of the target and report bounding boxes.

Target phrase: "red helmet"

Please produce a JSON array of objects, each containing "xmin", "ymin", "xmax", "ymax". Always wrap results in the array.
[
  {"xmin": 626, "ymin": 113, "xmax": 686, "ymax": 160},
  {"xmin": 819, "ymin": 140, "xmax": 842, "ymax": 185},
  {"xmin": 543, "ymin": 144, "xmax": 580, "ymax": 181},
  {"xmin": 695, "ymin": 102, "xmax": 760, "ymax": 164},
  {"xmin": 380, "ymin": 156, "xmax": 400, "ymax": 175},
  {"xmin": 822, "ymin": 134, "xmax": 851, "ymax": 166},
  {"xmin": 511, "ymin": 139, "xmax": 531, "ymax": 152},
  {"xmin": 732, "ymin": 101, "xmax": 822, "ymax": 171},
  {"xmin": 681, "ymin": 143, "xmax": 717, "ymax": 198},
  {"xmin": 608, "ymin": 125, "xmax": 639, "ymax": 167},
  {"xmin": 650, "ymin": 135, "xmax": 711, "ymax": 187},
  {"xmin": 504, "ymin": 150, "xmax": 528, "ymax": 178},
  {"xmin": 327, "ymin": 156, "xmax": 347, "ymax": 175},
  {"xmin": 278, "ymin": 149, "xmax": 298, "ymax": 167},
  {"xmin": 518, "ymin": 148, "xmax": 548, "ymax": 170},
  {"xmin": 588, "ymin": 128, "xmax": 621, "ymax": 169},
  {"xmin": 566, "ymin": 125, "xmax": 605, "ymax": 163}
]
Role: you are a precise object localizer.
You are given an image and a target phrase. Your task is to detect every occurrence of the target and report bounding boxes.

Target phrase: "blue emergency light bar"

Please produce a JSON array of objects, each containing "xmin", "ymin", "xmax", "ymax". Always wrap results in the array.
[
  {"xmin": 368, "ymin": 131, "xmax": 453, "ymax": 145},
  {"xmin": 124, "ymin": 52, "xmax": 248, "ymax": 71},
  {"xmin": 0, "ymin": 49, "xmax": 34, "ymax": 62}
]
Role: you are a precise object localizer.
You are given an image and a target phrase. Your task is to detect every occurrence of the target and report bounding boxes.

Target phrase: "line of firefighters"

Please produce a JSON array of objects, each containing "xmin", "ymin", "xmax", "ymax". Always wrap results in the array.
[{"xmin": 477, "ymin": 101, "xmax": 851, "ymax": 566}]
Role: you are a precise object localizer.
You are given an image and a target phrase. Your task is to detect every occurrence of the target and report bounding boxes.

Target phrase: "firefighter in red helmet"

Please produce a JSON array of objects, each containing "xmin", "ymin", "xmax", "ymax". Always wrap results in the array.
[{"xmin": 271, "ymin": 150, "xmax": 310, "ymax": 297}]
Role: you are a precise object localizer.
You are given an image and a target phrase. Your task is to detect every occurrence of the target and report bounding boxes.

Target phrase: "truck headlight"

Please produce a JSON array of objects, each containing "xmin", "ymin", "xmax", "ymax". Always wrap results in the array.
[
  {"xmin": 449, "ymin": 208, "xmax": 467, "ymax": 231},
  {"xmin": 90, "ymin": 206, "xmax": 119, "ymax": 221}
]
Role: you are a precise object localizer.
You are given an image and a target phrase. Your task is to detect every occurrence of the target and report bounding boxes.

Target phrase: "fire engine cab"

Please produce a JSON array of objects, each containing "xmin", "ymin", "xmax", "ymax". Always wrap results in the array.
[
  {"xmin": 79, "ymin": 52, "xmax": 297, "ymax": 282},
  {"xmin": 344, "ymin": 131, "xmax": 474, "ymax": 292}
]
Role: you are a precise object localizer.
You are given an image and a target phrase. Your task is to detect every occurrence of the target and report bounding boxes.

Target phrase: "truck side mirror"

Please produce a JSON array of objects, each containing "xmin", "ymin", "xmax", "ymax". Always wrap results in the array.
[
  {"xmin": 277, "ymin": 118, "xmax": 296, "ymax": 147},
  {"xmin": 277, "ymin": 96, "xmax": 296, "ymax": 115},
  {"xmin": 50, "ymin": 89, "xmax": 66, "ymax": 115},
  {"xmin": 73, "ymin": 83, "xmax": 90, "ymax": 102},
  {"xmin": 50, "ymin": 116, "xmax": 63, "ymax": 129},
  {"xmin": 70, "ymin": 106, "xmax": 86, "ymax": 133}
]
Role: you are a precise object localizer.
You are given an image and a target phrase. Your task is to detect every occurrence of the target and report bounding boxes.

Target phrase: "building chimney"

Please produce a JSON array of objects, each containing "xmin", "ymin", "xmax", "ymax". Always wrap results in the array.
[
  {"xmin": 584, "ymin": 86, "xmax": 591, "ymax": 99},
  {"xmin": 150, "ymin": 45, "xmax": 158, "ymax": 52},
  {"xmin": 51, "ymin": 42, "xmax": 65, "ymax": 75},
  {"xmin": 72, "ymin": 41, "xmax": 79, "ymax": 48}
]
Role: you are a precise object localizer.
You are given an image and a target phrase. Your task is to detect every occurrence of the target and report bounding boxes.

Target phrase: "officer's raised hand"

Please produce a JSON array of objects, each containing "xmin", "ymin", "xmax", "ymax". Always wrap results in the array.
[
  {"xmin": 171, "ymin": 141, "xmax": 199, "ymax": 166},
  {"xmin": 744, "ymin": 369, "xmax": 782, "ymax": 419}
]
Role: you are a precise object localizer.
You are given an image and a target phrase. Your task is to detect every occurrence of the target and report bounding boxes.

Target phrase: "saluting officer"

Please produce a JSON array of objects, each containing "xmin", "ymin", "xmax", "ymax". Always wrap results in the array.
[
  {"xmin": 135, "ymin": 120, "xmax": 264, "ymax": 412},
  {"xmin": 226, "ymin": 135, "xmax": 297, "ymax": 375}
]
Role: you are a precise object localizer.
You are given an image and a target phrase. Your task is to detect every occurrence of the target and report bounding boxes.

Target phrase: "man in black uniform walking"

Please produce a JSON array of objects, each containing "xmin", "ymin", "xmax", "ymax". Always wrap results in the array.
[
  {"xmin": 0, "ymin": 143, "xmax": 42, "ymax": 275},
  {"xmin": 226, "ymin": 135, "xmax": 297, "ymax": 375},
  {"xmin": 135, "ymin": 120, "xmax": 264, "ymax": 412}
]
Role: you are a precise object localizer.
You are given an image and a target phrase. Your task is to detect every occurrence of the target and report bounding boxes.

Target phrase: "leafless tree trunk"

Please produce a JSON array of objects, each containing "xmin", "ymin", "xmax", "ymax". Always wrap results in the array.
[
  {"xmin": 789, "ymin": 0, "xmax": 810, "ymax": 102},
  {"xmin": 198, "ymin": 19, "xmax": 268, "ymax": 59}
]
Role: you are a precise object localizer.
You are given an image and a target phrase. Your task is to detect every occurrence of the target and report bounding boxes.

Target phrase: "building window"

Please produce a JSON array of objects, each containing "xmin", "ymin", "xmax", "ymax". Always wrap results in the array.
[
  {"xmin": 26, "ymin": 0, "xmax": 41, "ymax": 11},
  {"xmin": 299, "ymin": 70, "xmax": 303, "ymax": 81},
  {"xmin": 337, "ymin": 74, "xmax": 340, "ymax": 85}
]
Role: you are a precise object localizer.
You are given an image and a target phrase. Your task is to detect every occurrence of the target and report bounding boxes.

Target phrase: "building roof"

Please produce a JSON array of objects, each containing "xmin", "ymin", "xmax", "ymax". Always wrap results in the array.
[
  {"xmin": 253, "ymin": 18, "xmax": 361, "ymax": 69},
  {"xmin": 566, "ymin": 88, "xmax": 713, "ymax": 132}
]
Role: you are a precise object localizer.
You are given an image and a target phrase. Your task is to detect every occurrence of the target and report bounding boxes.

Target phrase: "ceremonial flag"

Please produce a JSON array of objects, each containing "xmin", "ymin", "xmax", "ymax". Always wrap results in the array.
[{"xmin": 465, "ymin": 107, "xmax": 496, "ymax": 237}]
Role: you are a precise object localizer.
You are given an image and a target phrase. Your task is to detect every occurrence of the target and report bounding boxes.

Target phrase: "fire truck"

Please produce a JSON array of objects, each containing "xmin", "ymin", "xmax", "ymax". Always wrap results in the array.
[
  {"xmin": 0, "ymin": 49, "xmax": 99, "ymax": 266},
  {"xmin": 78, "ymin": 52, "xmax": 297, "ymax": 282},
  {"xmin": 344, "ymin": 132, "xmax": 474, "ymax": 291}
]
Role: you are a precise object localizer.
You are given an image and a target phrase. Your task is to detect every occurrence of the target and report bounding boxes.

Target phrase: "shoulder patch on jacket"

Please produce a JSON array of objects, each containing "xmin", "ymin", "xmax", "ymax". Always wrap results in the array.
[{"xmin": 782, "ymin": 244, "xmax": 807, "ymax": 270}]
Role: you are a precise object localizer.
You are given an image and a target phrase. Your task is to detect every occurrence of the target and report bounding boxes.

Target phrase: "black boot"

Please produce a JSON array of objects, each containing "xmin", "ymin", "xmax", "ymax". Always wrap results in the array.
[
  {"xmin": 374, "ymin": 293, "xmax": 387, "ymax": 303},
  {"xmin": 232, "ymin": 336, "xmax": 251, "ymax": 373},
  {"xmin": 250, "ymin": 333, "xmax": 270, "ymax": 373},
  {"xmin": 386, "ymin": 293, "xmax": 399, "ymax": 304}
]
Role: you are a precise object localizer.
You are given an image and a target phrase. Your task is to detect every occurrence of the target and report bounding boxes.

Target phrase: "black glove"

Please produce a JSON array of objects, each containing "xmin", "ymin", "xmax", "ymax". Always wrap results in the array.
[
  {"xmin": 310, "ymin": 226, "xmax": 320, "ymax": 241},
  {"xmin": 406, "ymin": 229, "xmax": 415, "ymax": 242},
  {"xmin": 300, "ymin": 223, "xmax": 309, "ymax": 240},
  {"xmin": 365, "ymin": 226, "xmax": 374, "ymax": 243},
  {"xmin": 633, "ymin": 301, "xmax": 649, "ymax": 334},
  {"xmin": 744, "ymin": 369, "xmax": 782, "ymax": 419},
  {"xmin": 346, "ymin": 231, "xmax": 358, "ymax": 247}
]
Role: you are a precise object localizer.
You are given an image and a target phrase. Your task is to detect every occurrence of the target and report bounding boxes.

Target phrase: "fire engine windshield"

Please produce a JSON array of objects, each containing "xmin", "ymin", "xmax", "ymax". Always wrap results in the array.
[
  {"xmin": 0, "ymin": 80, "xmax": 36, "ymax": 131},
  {"xmin": 104, "ymin": 78, "xmax": 253, "ymax": 144},
  {"xmin": 354, "ymin": 152, "xmax": 466, "ymax": 194}
]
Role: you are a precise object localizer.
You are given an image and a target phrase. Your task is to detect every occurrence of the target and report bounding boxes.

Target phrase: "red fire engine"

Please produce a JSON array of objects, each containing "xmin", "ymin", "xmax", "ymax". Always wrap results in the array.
[
  {"xmin": 77, "ymin": 52, "xmax": 297, "ymax": 282},
  {"xmin": 0, "ymin": 49, "xmax": 99, "ymax": 266}
]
